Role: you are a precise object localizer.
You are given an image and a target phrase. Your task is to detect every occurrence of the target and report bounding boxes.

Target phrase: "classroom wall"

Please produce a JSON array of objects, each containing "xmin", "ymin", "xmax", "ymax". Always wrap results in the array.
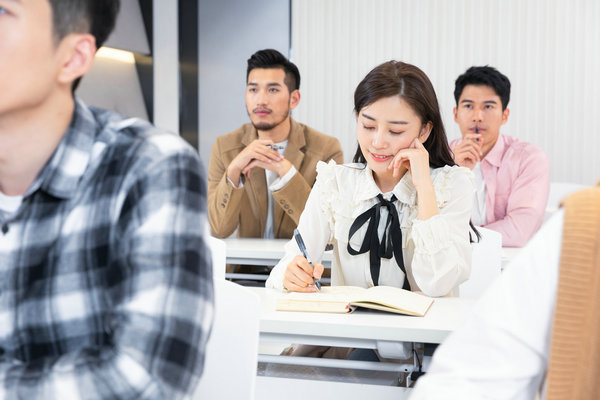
[
  {"xmin": 197, "ymin": 0, "xmax": 291, "ymax": 170},
  {"xmin": 290, "ymin": 0, "xmax": 600, "ymax": 185},
  {"xmin": 77, "ymin": 51, "xmax": 149, "ymax": 121}
]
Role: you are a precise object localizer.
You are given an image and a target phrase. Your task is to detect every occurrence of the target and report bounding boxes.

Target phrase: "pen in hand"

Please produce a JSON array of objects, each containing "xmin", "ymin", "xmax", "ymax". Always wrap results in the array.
[{"xmin": 293, "ymin": 229, "xmax": 321, "ymax": 290}]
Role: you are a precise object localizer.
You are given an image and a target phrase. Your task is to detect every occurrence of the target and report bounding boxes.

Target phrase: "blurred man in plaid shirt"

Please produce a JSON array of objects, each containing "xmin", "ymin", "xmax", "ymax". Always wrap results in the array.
[{"xmin": 0, "ymin": 0, "xmax": 214, "ymax": 398}]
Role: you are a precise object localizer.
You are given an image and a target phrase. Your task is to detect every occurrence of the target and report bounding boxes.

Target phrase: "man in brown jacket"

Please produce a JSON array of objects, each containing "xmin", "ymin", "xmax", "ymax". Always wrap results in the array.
[{"xmin": 208, "ymin": 49, "xmax": 343, "ymax": 240}]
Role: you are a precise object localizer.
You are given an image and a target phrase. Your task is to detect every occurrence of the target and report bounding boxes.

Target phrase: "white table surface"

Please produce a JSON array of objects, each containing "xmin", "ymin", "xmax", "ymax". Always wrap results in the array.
[
  {"xmin": 250, "ymin": 288, "xmax": 475, "ymax": 346},
  {"xmin": 224, "ymin": 238, "xmax": 333, "ymax": 268},
  {"xmin": 501, "ymin": 247, "xmax": 522, "ymax": 269}
]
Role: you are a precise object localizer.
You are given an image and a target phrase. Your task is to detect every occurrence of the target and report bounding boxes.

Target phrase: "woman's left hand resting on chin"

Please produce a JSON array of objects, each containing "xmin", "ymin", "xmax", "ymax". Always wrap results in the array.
[
  {"xmin": 388, "ymin": 138, "xmax": 432, "ymax": 190},
  {"xmin": 388, "ymin": 138, "xmax": 439, "ymax": 220},
  {"xmin": 283, "ymin": 255, "xmax": 324, "ymax": 292}
]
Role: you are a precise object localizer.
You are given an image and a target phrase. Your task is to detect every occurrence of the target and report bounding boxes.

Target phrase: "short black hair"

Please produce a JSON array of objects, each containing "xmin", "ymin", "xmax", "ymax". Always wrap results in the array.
[
  {"xmin": 48, "ymin": 0, "xmax": 120, "ymax": 90},
  {"xmin": 48, "ymin": 0, "xmax": 120, "ymax": 48},
  {"xmin": 454, "ymin": 66, "xmax": 511, "ymax": 110},
  {"xmin": 246, "ymin": 49, "xmax": 300, "ymax": 92}
]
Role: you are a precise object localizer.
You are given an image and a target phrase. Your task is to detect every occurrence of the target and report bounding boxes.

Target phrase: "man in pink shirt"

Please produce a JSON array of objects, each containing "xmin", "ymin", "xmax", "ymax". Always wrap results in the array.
[{"xmin": 450, "ymin": 66, "xmax": 550, "ymax": 247}]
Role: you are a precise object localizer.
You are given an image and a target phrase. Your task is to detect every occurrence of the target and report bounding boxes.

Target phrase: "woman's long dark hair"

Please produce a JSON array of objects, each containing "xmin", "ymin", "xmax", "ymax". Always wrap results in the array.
[
  {"xmin": 352, "ymin": 61, "xmax": 480, "ymax": 241},
  {"xmin": 352, "ymin": 61, "xmax": 454, "ymax": 168}
]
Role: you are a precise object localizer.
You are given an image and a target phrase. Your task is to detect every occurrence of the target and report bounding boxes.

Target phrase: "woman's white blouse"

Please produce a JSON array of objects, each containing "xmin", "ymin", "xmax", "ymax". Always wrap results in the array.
[{"xmin": 266, "ymin": 160, "xmax": 475, "ymax": 297}]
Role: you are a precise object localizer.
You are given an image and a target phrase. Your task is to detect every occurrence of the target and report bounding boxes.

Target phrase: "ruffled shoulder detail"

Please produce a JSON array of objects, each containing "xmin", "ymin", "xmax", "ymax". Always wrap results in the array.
[
  {"xmin": 314, "ymin": 161, "xmax": 342, "ymax": 237},
  {"xmin": 314, "ymin": 161, "xmax": 369, "ymax": 240},
  {"xmin": 315, "ymin": 159, "xmax": 338, "ymax": 180},
  {"xmin": 430, "ymin": 165, "xmax": 474, "ymax": 208},
  {"xmin": 315, "ymin": 160, "xmax": 366, "ymax": 196}
]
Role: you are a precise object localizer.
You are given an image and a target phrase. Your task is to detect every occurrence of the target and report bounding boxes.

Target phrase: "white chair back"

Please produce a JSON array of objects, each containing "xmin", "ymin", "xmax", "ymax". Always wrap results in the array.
[
  {"xmin": 208, "ymin": 236, "xmax": 226, "ymax": 280},
  {"xmin": 460, "ymin": 227, "xmax": 502, "ymax": 299},
  {"xmin": 547, "ymin": 182, "xmax": 589, "ymax": 212},
  {"xmin": 192, "ymin": 280, "xmax": 260, "ymax": 399}
]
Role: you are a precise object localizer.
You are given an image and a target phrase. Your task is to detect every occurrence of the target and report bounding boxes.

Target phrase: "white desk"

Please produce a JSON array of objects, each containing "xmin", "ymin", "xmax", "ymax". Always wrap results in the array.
[
  {"xmin": 251, "ymin": 288, "xmax": 474, "ymax": 347},
  {"xmin": 225, "ymin": 238, "xmax": 288, "ymax": 267},
  {"xmin": 224, "ymin": 238, "xmax": 333, "ymax": 267},
  {"xmin": 502, "ymin": 247, "xmax": 522, "ymax": 270},
  {"xmin": 251, "ymin": 287, "xmax": 475, "ymax": 399},
  {"xmin": 224, "ymin": 238, "xmax": 333, "ymax": 282}
]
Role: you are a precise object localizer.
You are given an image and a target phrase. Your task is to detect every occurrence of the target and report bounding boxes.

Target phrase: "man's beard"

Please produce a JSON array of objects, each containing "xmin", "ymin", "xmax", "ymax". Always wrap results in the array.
[{"xmin": 250, "ymin": 108, "xmax": 289, "ymax": 131}]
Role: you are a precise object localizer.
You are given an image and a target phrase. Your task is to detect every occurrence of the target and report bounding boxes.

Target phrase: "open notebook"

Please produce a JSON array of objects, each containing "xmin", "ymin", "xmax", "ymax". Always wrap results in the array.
[{"xmin": 276, "ymin": 286, "xmax": 434, "ymax": 316}]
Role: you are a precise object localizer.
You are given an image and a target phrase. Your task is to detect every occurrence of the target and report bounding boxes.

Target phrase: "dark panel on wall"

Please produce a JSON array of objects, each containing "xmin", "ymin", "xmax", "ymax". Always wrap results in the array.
[
  {"xmin": 179, "ymin": 0, "xmax": 199, "ymax": 149},
  {"xmin": 136, "ymin": 0, "xmax": 153, "ymax": 122},
  {"xmin": 138, "ymin": 0, "xmax": 153, "ymax": 50}
]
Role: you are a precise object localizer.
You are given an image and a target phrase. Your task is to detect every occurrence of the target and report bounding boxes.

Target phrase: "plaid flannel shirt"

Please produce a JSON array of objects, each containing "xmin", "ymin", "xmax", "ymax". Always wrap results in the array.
[{"xmin": 0, "ymin": 99, "xmax": 214, "ymax": 399}]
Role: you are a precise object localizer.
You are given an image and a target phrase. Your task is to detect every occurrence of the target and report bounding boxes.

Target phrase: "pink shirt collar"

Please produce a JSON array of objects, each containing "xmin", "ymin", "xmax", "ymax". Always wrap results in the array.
[{"xmin": 482, "ymin": 134, "xmax": 506, "ymax": 168}]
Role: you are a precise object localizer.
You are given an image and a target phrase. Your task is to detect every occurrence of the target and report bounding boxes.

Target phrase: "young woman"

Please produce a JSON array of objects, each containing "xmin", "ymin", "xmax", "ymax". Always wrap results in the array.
[{"xmin": 266, "ymin": 61, "xmax": 474, "ymax": 298}]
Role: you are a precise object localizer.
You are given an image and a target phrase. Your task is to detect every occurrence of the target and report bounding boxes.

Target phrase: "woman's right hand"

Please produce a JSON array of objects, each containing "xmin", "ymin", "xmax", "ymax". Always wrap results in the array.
[{"xmin": 283, "ymin": 255, "xmax": 324, "ymax": 292}]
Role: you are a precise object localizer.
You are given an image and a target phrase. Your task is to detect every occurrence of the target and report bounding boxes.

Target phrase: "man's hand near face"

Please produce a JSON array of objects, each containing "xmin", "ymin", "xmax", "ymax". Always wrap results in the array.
[
  {"xmin": 453, "ymin": 133, "xmax": 483, "ymax": 170},
  {"xmin": 226, "ymin": 139, "xmax": 292, "ymax": 186}
]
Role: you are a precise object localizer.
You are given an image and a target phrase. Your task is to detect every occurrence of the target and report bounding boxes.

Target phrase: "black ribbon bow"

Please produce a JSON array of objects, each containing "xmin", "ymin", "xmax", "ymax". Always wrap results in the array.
[{"xmin": 347, "ymin": 194, "xmax": 410, "ymax": 289}]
